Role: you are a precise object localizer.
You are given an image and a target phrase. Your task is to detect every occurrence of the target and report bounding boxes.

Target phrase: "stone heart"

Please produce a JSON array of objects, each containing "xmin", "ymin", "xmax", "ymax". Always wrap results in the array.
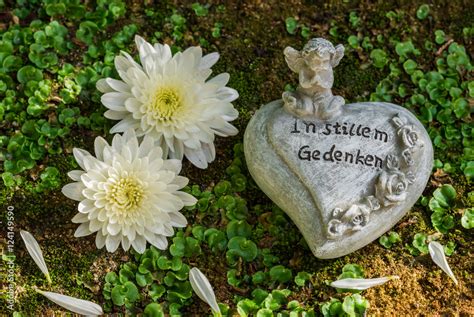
[{"xmin": 244, "ymin": 100, "xmax": 433, "ymax": 258}]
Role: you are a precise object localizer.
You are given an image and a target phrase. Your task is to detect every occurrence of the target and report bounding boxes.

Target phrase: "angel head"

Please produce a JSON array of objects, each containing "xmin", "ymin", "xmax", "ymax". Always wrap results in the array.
[{"xmin": 284, "ymin": 38, "xmax": 344, "ymax": 90}]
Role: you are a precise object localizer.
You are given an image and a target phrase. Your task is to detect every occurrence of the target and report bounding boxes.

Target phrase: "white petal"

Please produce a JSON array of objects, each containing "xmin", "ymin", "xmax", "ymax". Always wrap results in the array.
[
  {"xmin": 62, "ymin": 183, "xmax": 84, "ymax": 201},
  {"xmin": 135, "ymin": 35, "xmax": 155, "ymax": 60},
  {"xmin": 105, "ymin": 235, "xmax": 121, "ymax": 253},
  {"xmin": 96, "ymin": 78, "xmax": 114, "ymax": 93},
  {"xmin": 101, "ymin": 92, "xmax": 129, "ymax": 111},
  {"xmin": 122, "ymin": 236, "xmax": 131, "ymax": 251},
  {"xmin": 73, "ymin": 148, "xmax": 91, "ymax": 170},
  {"xmin": 94, "ymin": 137, "xmax": 109, "ymax": 161},
  {"xmin": 176, "ymin": 191, "xmax": 197, "ymax": 206},
  {"xmin": 184, "ymin": 147, "xmax": 209, "ymax": 169},
  {"xmin": 330, "ymin": 276, "xmax": 399, "ymax": 291},
  {"xmin": 154, "ymin": 43, "xmax": 172, "ymax": 63},
  {"xmin": 110, "ymin": 117, "xmax": 140, "ymax": 134},
  {"xmin": 201, "ymin": 142, "xmax": 216, "ymax": 163},
  {"xmin": 107, "ymin": 222, "xmax": 121, "ymax": 236},
  {"xmin": 208, "ymin": 72, "xmax": 229, "ymax": 87},
  {"xmin": 35, "ymin": 289, "xmax": 103, "ymax": 316},
  {"xmin": 162, "ymin": 159, "xmax": 182, "ymax": 174},
  {"xmin": 138, "ymin": 135, "xmax": 155, "ymax": 158},
  {"xmin": 104, "ymin": 109, "xmax": 128, "ymax": 120},
  {"xmin": 71, "ymin": 213, "xmax": 88, "ymax": 223},
  {"xmin": 200, "ymin": 52, "xmax": 219, "ymax": 70},
  {"xmin": 147, "ymin": 233, "xmax": 168, "ymax": 250},
  {"xmin": 211, "ymin": 120, "xmax": 239, "ymax": 137},
  {"xmin": 172, "ymin": 176, "xmax": 189, "ymax": 188},
  {"xmin": 74, "ymin": 223, "xmax": 92, "ymax": 237},
  {"xmin": 189, "ymin": 267, "xmax": 221, "ymax": 314},
  {"xmin": 20, "ymin": 230, "xmax": 52, "ymax": 284},
  {"xmin": 95, "ymin": 232, "xmax": 106, "ymax": 249},
  {"xmin": 169, "ymin": 211, "xmax": 187, "ymax": 227},
  {"xmin": 216, "ymin": 87, "xmax": 239, "ymax": 102},
  {"xmin": 105, "ymin": 78, "xmax": 130, "ymax": 93},
  {"xmin": 67, "ymin": 170, "xmax": 83, "ymax": 181},
  {"xmin": 131, "ymin": 235, "xmax": 147, "ymax": 254},
  {"xmin": 428, "ymin": 241, "xmax": 458, "ymax": 285}
]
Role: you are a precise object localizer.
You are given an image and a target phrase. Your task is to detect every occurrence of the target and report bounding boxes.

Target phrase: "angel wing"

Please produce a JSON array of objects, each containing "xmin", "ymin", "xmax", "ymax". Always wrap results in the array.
[
  {"xmin": 283, "ymin": 46, "xmax": 304, "ymax": 73},
  {"xmin": 330, "ymin": 44, "xmax": 345, "ymax": 67}
]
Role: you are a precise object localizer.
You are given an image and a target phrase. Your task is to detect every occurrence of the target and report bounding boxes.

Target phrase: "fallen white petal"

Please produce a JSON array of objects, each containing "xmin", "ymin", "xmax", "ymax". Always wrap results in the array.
[
  {"xmin": 20, "ymin": 230, "xmax": 51, "ymax": 284},
  {"xmin": 330, "ymin": 276, "xmax": 400, "ymax": 291},
  {"xmin": 428, "ymin": 241, "xmax": 458, "ymax": 285},
  {"xmin": 35, "ymin": 289, "xmax": 103, "ymax": 316},
  {"xmin": 189, "ymin": 267, "xmax": 221, "ymax": 314}
]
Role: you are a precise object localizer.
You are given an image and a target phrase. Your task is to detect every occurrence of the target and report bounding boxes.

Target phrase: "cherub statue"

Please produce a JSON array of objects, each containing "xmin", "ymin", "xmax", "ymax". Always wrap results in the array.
[{"xmin": 282, "ymin": 38, "xmax": 345, "ymax": 120}]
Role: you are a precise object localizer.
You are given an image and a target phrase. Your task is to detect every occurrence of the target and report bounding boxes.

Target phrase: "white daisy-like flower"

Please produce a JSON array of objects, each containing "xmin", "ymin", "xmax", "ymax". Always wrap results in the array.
[
  {"xmin": 61, "ymin": 129, "xmax": 197, "ymax": 253},
  {"xmin": 96, "ymin": 35, "xmax": 239, "ymax": 169}
]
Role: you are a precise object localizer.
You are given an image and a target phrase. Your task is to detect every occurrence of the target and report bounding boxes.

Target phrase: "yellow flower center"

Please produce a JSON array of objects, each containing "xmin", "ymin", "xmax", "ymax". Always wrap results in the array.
[
  {"xmin": 151, "ymin": 87, "xmax": 183, "ymax": 120},
  {"xmin": 108, "ymin": 177, "xmax": 144, "ymax": 211}
]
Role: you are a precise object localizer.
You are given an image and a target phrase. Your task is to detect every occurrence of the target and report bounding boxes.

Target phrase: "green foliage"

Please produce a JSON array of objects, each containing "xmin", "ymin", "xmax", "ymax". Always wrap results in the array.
[
  {"xmin": 294, "ymin": 271, "xmax": 312, "ymax": 287},
  {"xmin": 435, "ymin": 30, "xmax": 446, "ymax": 45},
  {"xmin": 226, "ymin": 220, "xmax": 252, "ymax": 239},
  {"xmin": 226, "ymin": 236, "xmax": 258, "ymax": 265},
  {"xmin": 0, "ymin": 0, "xmax": 141, "ymax": 189},
  {"xmin": 103, "ymin": 246, "xmax": 194, "ymax": 314},
  {"xmin": 144, "ymin": 303, "xmax": 165, "ymax": 317},
  {"xmin": 416, "ymin": 4, "xmax": 430, "ymax": 20},
  {"xmin": 429, "ymin": 185, "xmax": 457, "ymax": 233},
  {"xmin": 269, "ymin": 265, "xmax": 292, "ymax": 283},
  {"xmin": 320, "ymin": 294, "xmax": 369, "ymax": 317},
  {"xmin": 284, "ymin": 16, "xmax": 311, "ymax": 38},
  {"xmin": 191, "ymin": 3, "xmax": 209, "ymax": 17},
  {"xmin": 443, "ymin": 241, "xmax": 456, "ymax": 256},
  {"xmin": 347, "ymin": 35, "xmax": 359, "ymax": 49},
  {"xmin": 370, "ymin": 49, "xmax": 388, "ymax": 68},
  {"xmin": 461, "ymin": 208, "xmax": 474, "ymax": 229},
  {"xmin": 349, "ymin": 12, "xmax": 361, "ymax": 28},
  {"xmin": 170, "ymin": 232, "xmax": 201, "ymax": 258},
  {"xmin": 237, "ymin": 289, "xmax": 315, "ymax": 316},
  {"xmin": 411, "ymin": 233, "xmax": 428, "ymax": 255},
  {"xmin": 338, "ymin": 264, "xmax": 364, "ymax": 280},
  {"xmin": 334, "ymin": 264, "xmax": 365, "ymax": 294},
  {"xmin": 285, "ymin": 17, "xmax": 298, "ymax": 35},
  {"xmin": 379, "ymin": 231, "xmax": 401, "ymax": 249},
  {"xmin": 212, "ymin": 22, "xmax": 223, "ymax": 38}
]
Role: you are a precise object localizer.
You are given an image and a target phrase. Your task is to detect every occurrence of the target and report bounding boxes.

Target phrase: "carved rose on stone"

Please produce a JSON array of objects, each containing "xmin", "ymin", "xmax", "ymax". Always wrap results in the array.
[
  {"xmin": 392, "ymin": 114, "xmax": 424, "ymax": 150},
  {"xmin": 327, "ymin": 219, "xmax": 345, "ymax": 237},
  {"xmin": 375, "ymin": 169, "xmax": 408, "ymax": 206},
  {"xmin": 327, "ymin": 203, "xmax": 371, "ymax": 238},
  {"xmin": 398, "ymin": 124, "xmax": 420, "ymax": 148}
]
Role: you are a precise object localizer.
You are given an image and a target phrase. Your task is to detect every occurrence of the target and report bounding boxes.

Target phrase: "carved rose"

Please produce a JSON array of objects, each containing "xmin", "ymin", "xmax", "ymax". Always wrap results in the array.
[
  {"xmin": 327, "ymin": 204, "xmax": 370, "ymax": 238},
  {"xmin": 376, "ymin": 170, "xmax": 408, "ymax": 206},
  {"xmin": 398, "ymin": 125, "xmax": 419, "ymax": 148},
  {"xmin": 343, "ymin": 204, "xmax": 370, "ymax": 231},
  {"xmin": 327, "ymin": 219, "xmax": 345, "ymax": 238}
]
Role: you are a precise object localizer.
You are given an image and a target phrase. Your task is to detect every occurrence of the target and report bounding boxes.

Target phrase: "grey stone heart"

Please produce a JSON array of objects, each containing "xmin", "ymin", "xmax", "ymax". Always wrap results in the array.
[
  {"xmin": 243, "ymin": 38, "xmax": 433, "ymax": 259},
  {"xmin": 244, "ymin": 100, "xmax": 433, "ymax": 258}
]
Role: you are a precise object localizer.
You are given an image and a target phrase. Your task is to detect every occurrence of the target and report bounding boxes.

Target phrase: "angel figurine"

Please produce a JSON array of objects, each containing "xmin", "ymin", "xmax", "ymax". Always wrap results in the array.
[{"xmin": 282, "ymin": 38, "xmax": 345, "ymax": 120}]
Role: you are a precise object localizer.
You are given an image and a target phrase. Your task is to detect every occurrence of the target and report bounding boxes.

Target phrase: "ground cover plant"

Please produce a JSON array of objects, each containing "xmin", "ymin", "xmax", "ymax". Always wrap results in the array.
[{"xmin": 0, "ymin": 0, "xmax": 473, "ymax": 316}]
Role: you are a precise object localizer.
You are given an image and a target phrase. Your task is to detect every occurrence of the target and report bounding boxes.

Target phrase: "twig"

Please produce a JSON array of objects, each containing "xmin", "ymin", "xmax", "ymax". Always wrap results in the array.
[{"xmin": 436, "ymin": 39, "xmax": 454, "ymax": 56}]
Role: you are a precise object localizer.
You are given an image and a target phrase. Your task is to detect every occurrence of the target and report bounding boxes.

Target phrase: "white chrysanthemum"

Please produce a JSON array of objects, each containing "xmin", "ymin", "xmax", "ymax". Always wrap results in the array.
[
  {"xmin": 96, "ymin": 35, "xmax": 239, "ymax": 169},
  {"xmin": 62, "ymin": 129, "xmax": 197, "ymax": 253}
]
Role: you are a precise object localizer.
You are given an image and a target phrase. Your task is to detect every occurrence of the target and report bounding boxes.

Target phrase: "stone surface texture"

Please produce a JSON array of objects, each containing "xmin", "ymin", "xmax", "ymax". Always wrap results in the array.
[{"xmin": 244, "ymin": 38, "xmax": 433, "ymax": 259}]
